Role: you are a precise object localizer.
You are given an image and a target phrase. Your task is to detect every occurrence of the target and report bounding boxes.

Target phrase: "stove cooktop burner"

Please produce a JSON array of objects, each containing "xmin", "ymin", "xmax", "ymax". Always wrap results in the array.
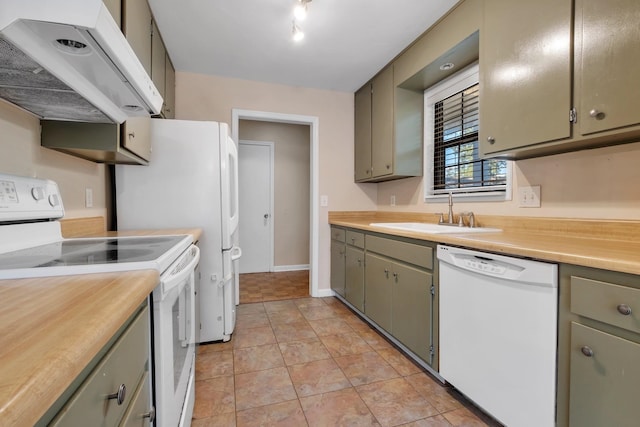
[{"xmin": 0, "ymin": 235, "xmax": 192, "ymax": 279}]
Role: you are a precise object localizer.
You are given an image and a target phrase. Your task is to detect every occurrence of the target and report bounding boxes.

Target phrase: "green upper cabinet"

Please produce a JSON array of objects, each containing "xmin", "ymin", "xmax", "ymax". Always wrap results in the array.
[
  {"xmin": 123, "ymin": 0, "xmax": 152, "ymax": 75},
  {"xmin": 480, "ymin": 0, "xmax": 572, "ymax": 156},
  {"xmin": 371, "ymin": 66, "xmax": 395, "ymax": 180},
  {"xmin": 354, "ymin": 65, "xmax": 423, "ymax": 183},
  {"xmin": 576, "ymin": 0, "xmax": 640, "ymax": 136},
  {"xmin": 354, "ymin": 83, "xmax": 372, "ymax": 181},
  {"xmin": 164, "ymin": 54, "xmax": 176, "ymax": 119},
  {"xmin": 103, "ymin": 0, "xmax": 121, "ymax": 27},
  {"xmin": 481, "ymin": 0, "xmax": 640, "ymax": 159},
  {"xmin": 151, "ymin": 20, "xmax": 166, "ymax": 100}
]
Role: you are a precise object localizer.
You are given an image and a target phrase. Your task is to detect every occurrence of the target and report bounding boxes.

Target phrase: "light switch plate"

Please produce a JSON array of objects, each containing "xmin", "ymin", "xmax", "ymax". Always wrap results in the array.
[
  {"xmin": 320, "ymin": 195, "xmax": 328, "ymax": 207},
  {"xmin": 85, "ymin": 188, "xmax": 93, "ymax": 208},
  {"xmin": 517, "ymin": 185, "xmax": 541, "ymax": 208}
]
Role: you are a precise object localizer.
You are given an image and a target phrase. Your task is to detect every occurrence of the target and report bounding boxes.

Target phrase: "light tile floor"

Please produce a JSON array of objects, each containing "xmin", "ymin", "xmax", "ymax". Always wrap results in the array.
[{"xmin": 192, "ymin": 295, "xmax": 501, "ymax": 426}]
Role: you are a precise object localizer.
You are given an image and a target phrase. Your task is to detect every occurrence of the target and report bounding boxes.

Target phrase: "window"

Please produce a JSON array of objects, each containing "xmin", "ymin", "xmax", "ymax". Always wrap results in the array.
[{"xmin": 424, "ymin": 63, "xmax": 511, "ymax": 202}]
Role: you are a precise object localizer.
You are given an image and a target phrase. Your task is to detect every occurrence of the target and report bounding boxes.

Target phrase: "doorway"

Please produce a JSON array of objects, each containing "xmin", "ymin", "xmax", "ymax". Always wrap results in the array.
[{"xmin": 232, "ymin": 109, "xmax": 320, "ymax": 298}]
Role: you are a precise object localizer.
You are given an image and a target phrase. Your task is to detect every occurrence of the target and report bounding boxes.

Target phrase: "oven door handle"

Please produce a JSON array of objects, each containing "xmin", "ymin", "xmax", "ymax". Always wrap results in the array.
[{"xmin": 161, "ymin": 245, "xmax": 200, "ymax": 293}]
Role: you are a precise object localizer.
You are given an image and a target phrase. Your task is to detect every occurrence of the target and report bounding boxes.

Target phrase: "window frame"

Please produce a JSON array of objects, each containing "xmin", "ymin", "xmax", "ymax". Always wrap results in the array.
[{"xmin": 423, "ymin": 62, "xmax": 512, "ymax": 203}]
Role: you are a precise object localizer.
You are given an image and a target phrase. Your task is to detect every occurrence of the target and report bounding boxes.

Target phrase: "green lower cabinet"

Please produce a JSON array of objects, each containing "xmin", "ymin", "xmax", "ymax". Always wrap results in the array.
[
  {"xmin": 345, "ymin": 246, "xmax": 365, "ymax": 312},
  {"xmin": 364, "ymin": 253, "xmax": 393, "ymax": 332},
  {"xmin": 392, "ymin": 263, "xmax": 432, "ymax": 362},
  {"xmin": 569, "ymin": 322, "xmax": 640, "ymax": 427},
  {"xmin": 330, "ymin": 239, "xmax": 346, "ymax": 297}
]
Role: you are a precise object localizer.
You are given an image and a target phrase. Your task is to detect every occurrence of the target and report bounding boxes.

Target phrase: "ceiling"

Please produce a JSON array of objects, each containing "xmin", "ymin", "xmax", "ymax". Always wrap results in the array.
[{"xmin": 147, "ymin": 0, "xmax": 459, "ymax": 93}]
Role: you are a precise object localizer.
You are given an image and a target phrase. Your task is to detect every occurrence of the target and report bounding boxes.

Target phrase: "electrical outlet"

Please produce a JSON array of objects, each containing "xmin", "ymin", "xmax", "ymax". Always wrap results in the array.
[
  {"xmin": 390, "ymin": 195, "xmax": 396, "ymax": 206},
  {"xmin": 518, "ymin": 185, "xmax": 541, "ymax": 208},
  {"xmin": 85, "ymin": 188, "xmax": 93, "ymax": 208}
]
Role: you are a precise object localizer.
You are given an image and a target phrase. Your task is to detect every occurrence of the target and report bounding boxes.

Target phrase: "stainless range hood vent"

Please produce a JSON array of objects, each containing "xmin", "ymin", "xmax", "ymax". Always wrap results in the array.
[{"xmin": 0, "ymin": 1, "xmax": 163, "ymax": 124}]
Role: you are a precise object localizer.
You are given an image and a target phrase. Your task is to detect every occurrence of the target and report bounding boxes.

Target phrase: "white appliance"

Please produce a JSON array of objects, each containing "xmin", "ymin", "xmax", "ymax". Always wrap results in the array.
[
  {"xmin": 0, "ymin": 0, "xmax": 162, "ymax": 123},
  {"xmin": 0, "ymin": 173, "xmax": 199, "ymax": 427},
  {"xmin": 155, "ymin": 244, "xmax": 200, "ymax": 427},
  {"xmin": 437, "ymin": 245, "xmax": 558, "ymax": 427},
  {"xmin": 116, "ymin": 119, "xmax": 241, "ymax": 343}
]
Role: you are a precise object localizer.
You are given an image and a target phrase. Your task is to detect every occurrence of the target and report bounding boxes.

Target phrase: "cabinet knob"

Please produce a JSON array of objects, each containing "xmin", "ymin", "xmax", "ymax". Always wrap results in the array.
[
  {"xmin": 617, "ymin": 304, "xmax": 632, "ymax": 316},
  {"xmin": 128, "ymin": 132, "xmax": 135, "ymax": 139},
  {"xmin": 581, "ymin": 346, "xmax": 594, "ymax": 358},
  {"xmin": 143, "ymin": 407, "xmax": 156, "ymax": 422},
  {"xmin": 487, "ymin": 136, "xmax": 496, "ymax": 144},
  {"xmin": 589, "ymin": 109, "xmax": 605, "ymax": 120},
  {"xmin": 107, "ymin": 383, "xmax": 126, "ymax": 405},
  {"xmin": 392, "ymin": 272, "xmax": 398, "ymax": 281},
  {"xmin": 384, "ymin": 268, "xmax": 389, "ymax": 278}
]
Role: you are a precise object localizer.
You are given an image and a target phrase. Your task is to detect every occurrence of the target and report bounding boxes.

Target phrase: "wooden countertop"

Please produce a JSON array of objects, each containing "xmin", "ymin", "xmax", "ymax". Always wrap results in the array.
[
  {"xmin": 329, "ymin": 212, "xmax": 640, "ymax": 276},
  {"xmin": 0, "ymin": 228, "xmax": 202, "ymax": 426}
]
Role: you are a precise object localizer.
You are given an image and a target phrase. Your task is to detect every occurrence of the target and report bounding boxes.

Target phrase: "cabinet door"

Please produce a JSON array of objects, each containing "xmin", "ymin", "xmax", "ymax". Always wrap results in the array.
[
  {"xmin": 392, "ymin": 263, "xmax": 432, "ymax": 363},
  {"xmin": 569, "ymin": 322, "xmax": 640, "ymax": 427},
  {"xmin": 480, "ymin": 0, "xmax": 572, "ymax": 155},
  {"xmin": 371, "ymin": 66, "xmax": 394, "ymax": 178},
  {"xmin": 122, "ymin": 116, "xmax": 151, "ymax": 161},
  {"xmin": 354, "ymin": 84, "xmax": 372, "ymax": 182},
  {"xmin": 164, "ymin": 54, "xmax": 176, "ymax": 119},
  {"xmin": 103, "ymin": 0, "xmax": 121, "ymax": 28},
  {"xmin": 330, "ymin": 239, "xmax": 346, "ymax": 297},
  {"xmin": 345, "ymin": 246, "xmax": 364, "ymax": 312},
  {"xmin": 151, "ymin": 20, "xmax": 166, "ymax": 99},
  {"xmin": 123, "ymin": 0, "xmax": 152, "ymax": 75},
  {"xmin": 364, "ymin": 253, "xmax": 392, "ymax": 332},
  {"xmin": 577, "ymin": 0, "xmax": 640, "ymax": 135},
  {"xmin": 119, "ymin": 372, "xmax": 152, "ymax": 427}
]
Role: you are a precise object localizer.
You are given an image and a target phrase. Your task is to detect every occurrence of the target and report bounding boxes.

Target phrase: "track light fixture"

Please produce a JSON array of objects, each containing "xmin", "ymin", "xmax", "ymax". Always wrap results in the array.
[
  {"xmin": 294, "ymin": 0, "xmax": 312, "ymax": 21},
  {"xmin": 292, "ymin": 20, "xmax": 304, "ymax": 42}
]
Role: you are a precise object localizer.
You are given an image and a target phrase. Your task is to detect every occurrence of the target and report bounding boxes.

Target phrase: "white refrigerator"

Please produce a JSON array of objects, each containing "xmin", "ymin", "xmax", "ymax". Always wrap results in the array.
[{"xmin": 116, "ymin": 119, "xmax": 241, "ymax": 343}]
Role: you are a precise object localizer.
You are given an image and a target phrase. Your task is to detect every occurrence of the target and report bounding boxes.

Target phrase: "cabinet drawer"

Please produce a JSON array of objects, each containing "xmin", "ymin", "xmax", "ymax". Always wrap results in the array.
[
  {"xmin": 119, "ymin": 371, "xmax": 151, "ymax": 427},
  {"xmin": 365, "ymin": 235, "xmax": 433, "ymax": 269},
  {"xmin": 51, "ymin": 306, "xmax": 149, "ymax": 426},
  {"xmin": 571, "ymin": 276, "xmax": 640, "ymax": 334},
  {"xmin": 569, "ymin": 322, "xmax": 640, "ymax": 427},
  {"xmin": 331, "ymin": 227, "xmax": 345, "ymax": 242},
  {"xmin": 346, "ymin": 230, "xmax": 365, "ymax": 248}
]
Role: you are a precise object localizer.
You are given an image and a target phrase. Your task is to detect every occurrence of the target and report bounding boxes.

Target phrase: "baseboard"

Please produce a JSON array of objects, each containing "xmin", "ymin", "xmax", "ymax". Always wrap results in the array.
[
  {"xmin": 314, "ymin": 288, "xmax": 336, "ymax": 298},
  {"xmin": 272, "ymin": 264, "xmax": 310, "ymax": 272}
]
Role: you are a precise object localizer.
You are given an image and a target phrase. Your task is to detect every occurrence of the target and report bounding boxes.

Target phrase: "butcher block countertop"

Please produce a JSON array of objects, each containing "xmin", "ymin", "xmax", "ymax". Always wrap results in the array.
[
  {"xmin": 329, "ymin": 211, "xmax": 640, "ymax": 276},
  {"xmin": 0, "ymin": 227, "xmax": 201, "ymax": 426}
]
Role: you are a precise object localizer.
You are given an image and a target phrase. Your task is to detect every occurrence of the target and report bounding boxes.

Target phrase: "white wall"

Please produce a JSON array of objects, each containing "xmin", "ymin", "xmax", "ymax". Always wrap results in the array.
[
  {"xmin": 377, "ymin": 141, "xmax": 640, "ymax": 220},
  {"xmin": 175, "ymin": 72, "xmax": 377, "ymax": 292},
  {"xmin": 0, "ymin": 100, "xmax": 109, "ymax": 220}
]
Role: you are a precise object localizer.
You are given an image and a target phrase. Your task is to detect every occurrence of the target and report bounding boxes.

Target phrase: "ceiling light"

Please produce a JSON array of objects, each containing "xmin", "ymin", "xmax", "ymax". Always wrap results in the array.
[
  {"xmin": 440, "ymin": 62, "xmax": 455, "ymax": 71},
  {"xmin": 294, "ymin": 0, "xmax": 311, "ymax": 21},
  {"xmin": 292, "ymin": 21, "xmax": 304, "ymax": 42}
]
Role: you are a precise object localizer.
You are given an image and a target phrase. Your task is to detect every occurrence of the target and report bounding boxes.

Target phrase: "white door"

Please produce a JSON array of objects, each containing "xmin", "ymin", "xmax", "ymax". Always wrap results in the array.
[{"xmin": 238, "ymin": 141, "xmax": 273, "ymax": 273}]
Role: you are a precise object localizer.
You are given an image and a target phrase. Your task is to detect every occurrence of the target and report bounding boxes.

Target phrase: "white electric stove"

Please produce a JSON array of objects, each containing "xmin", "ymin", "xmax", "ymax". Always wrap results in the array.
[{"xmin": 0, "ymin": 173, "xmax": 199, "ymax": 427}]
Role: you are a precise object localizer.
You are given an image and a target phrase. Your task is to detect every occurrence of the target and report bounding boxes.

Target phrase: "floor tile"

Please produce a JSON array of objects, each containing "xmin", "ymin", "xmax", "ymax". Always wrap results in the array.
[
  {"xmin": 279, "ymin": 338, "xmax": 331, "ymax": 366},
  {"xmin": 232, "ymin": 326, "xmax": 276, "ymax": 349},
  {"xmin": 299, "ymin": 304, "xmax": 338, "ymax": 321},
  {"xmin": 198, "ymin": 340, "xmax": 233, "ymax": 354},
  {"xmin": 236, "ymin": 400, "xmax": 307, "ymax": 427},
  {"xmin": 272, "ymin": 320, "xmax": 317, "ymax": 343},
  {"xmin": 376, "ymin": 347, "xmax": 422, "ymax": 376},
  {"xmin": 195, "ymin": 350, "xmax": 234, "ymax": 380},
  {"xmin": 294, "ymin": 297, "xmax": 327, "ymax": 309},
  {"xmin": 356, "ymin": 328, "xmax": 394, "ymax": 350},
  {"xmin": 402, "ymin": 415, "xmax": 453, "ymax": 426},
  {"xmin": 234, "ymin": 343, "xmax": 284, "ymax": 374},
  {"xmin": 319, "ymin": 332, "xmax": 373, "ymax": 357},
  {"xmin": 237, "ymin": 302, "xmax": 265, "ymax": 316},
  {"xmin": 191, "ymin": 412, "xmax": 237, "ymax": 427},
  {"xmin": 299, "ymin": 388, "xmax": 380, "ymax": 427},
  {"xmin": 192, "ymin": 376, "xmax": 235, "ymax": 419},
  {"xmin": 234, "ymin": 366, "xmax": 297, "ymax": 411},
  {"xmin": 308, "ymin": 317, "xmax": 354, "ymax": 336},
  {"xmin": 235, "ymin": 311, "xmax": 270, "ymax": 329},
  {"xmin": 267, "ymin": 308, "xmax": 306, "ymax": 325},
  {"xmin": 356, "ymin": 378, "xmax": 439, "ymax": 426},
  {"xmin": 404, "ymin": 373, "xmax": 463, "ymax": 413},
  {"xmin": 442, "ymin": 407, "xmax": 491, "ymax": 427},
  {"xmin": 288, "ymin": 358, "xmax": 352, "ymax": 397},
  {"xmin": 334, "ymin": 351, "xmax": 400, "ymax": 386},
  {"xmin": 264, "ymin": 300, "xmax": 298, "ymax": 313}
]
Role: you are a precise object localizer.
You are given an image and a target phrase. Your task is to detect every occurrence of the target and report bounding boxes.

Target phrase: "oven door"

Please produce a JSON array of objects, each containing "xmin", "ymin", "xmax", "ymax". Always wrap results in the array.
[{"xmin": 153, "ymin": 245, "xmax": 199, "ymax": 427}]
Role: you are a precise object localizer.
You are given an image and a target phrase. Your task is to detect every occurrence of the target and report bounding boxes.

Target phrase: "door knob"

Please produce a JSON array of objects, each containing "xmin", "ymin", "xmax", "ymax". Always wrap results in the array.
[{"xmin": 263, "ymin": 213, "xmax": 269, "ymax": 219}]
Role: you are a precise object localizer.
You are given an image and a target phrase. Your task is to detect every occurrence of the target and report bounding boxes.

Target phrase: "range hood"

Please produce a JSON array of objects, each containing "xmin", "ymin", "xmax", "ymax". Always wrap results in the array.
[{"xmin": 0, "ymin": 1, "xmax": 163, "ymax": 123}]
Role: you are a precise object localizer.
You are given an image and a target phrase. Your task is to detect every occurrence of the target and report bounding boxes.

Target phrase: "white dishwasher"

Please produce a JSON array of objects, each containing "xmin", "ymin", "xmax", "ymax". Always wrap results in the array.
[{"xmin": 437, "ymin": 245, "xmax": 558, "ymax": 427}]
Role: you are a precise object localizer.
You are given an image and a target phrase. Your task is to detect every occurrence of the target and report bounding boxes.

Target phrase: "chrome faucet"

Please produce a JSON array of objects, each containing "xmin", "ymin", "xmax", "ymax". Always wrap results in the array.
[{"xmin": 447, "ymin": 192, "xmax": 455, "ymax": 224}]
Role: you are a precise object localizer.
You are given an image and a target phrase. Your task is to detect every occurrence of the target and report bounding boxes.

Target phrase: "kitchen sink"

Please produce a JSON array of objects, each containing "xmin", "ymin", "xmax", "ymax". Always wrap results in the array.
[{"xmin": 369, "ymin": 222, "xmax": 501, "ymax": 234}]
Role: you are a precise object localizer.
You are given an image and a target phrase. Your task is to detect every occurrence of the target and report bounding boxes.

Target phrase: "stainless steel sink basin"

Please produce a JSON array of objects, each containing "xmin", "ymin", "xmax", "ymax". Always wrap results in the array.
[{"xmin": 369, "ymin": 222, "xmax": 501, "ymax": 234}]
